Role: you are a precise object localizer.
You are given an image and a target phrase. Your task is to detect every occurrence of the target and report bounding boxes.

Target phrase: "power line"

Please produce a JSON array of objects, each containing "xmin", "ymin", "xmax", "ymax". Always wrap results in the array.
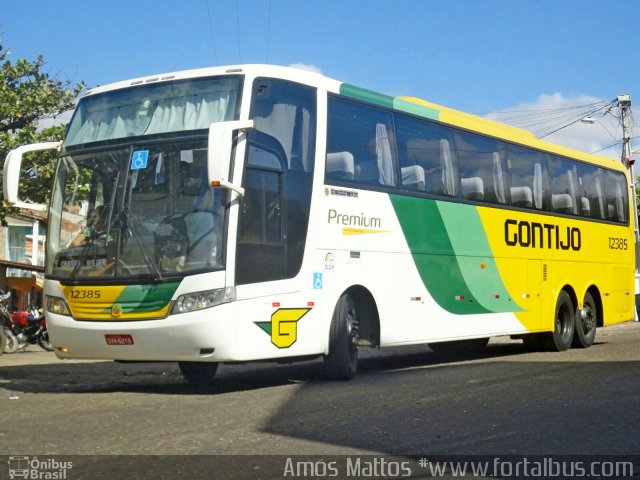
[
  {"xmin": 537, "ymin": 101, "xmax": 616, "ymax": 138},
  {"xmin": 479, "ymin": 100, "xmax": 611, "ymax": 118},
  {"xmin": 204, "ymin": 0, "xmax": 218, "ymax": 65},
  {"xmin": 485, "ymin": 99, "xmax": 617, "ymax": 138},
  {"xmin": 265, "ymin": 0, "xmax": 272, "ymax": 63},
  {"xmin": 235, "ymin": 0, "xmax": 242, "ymax": 64},
  {"xmin": 590, "ymin": 135, "xmax": 640, "ymax": 154}
]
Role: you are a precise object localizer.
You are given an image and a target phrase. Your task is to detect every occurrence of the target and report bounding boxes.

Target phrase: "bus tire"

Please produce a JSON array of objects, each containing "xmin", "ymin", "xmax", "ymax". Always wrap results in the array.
[
  {"xmin": 324, "ymin": 293, "xmax": 359, "ymax": 380},
  {"xmin": 541, "ymin": 290, "xmax": 576, "ymax": 351},
  {"xmin": 178, "ymin": 361, "xmax": 219, "ymax": 386},
  {"xmin": 572, "ymin": 291, "xmax": 597, "ymax": 348}
]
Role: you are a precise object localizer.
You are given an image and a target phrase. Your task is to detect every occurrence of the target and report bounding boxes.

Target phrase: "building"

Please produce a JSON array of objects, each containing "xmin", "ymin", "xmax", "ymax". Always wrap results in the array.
[{"xmin": 0, "ymin": 209, "xmax": 46, "ymax": 311}]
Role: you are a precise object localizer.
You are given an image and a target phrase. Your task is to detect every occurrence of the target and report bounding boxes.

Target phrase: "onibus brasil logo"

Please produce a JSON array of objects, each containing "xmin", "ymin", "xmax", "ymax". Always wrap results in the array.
[
  {"xmin": 8, "ymin": 456, "xmax": 73, "ymax": 479},
  {"xmin": 255, "ymin": 308, "xmax": 311, "ymax": 348}
]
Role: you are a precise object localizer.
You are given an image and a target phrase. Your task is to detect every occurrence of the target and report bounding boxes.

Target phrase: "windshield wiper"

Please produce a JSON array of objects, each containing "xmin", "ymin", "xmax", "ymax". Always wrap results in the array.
[
  {"xmin": 67, "ymin": 232, "xmax": 97, "ymax": 284},
  {"xmin": 117, "ymin": 171, "xmax": 164, "ymax": 281},
  {"xmin": 67, "ymin": 171, "xmax": 120, "ymax": 284},
  {"xmin": 120, "ymin": 203, "xmax": 164, "ymax": 281},
  {"xmin": 103, "ymin": 171, "xmax": 120, "ymax": 242}
]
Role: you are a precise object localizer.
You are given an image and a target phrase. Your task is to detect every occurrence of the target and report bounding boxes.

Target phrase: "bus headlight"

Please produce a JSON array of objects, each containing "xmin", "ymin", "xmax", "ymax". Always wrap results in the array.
[
  {"xmin": 172, "ymin": 287, "xmax": 235, "ymax": 314},
  {"xmin": 46, "ymin": 295, "xmax": 71, "ymax": 316}
]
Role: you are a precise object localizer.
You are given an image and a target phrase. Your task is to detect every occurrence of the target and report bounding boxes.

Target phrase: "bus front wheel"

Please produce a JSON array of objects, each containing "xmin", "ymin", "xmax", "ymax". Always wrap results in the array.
[
  {"xmin": 324, "ymin": 293, "xmax": 359, "ymax": 380},
  {"xmin": 541, "ymin": 290, "xmax": 576, "ymax": 351},
  {"xmin": 178, "ymin": 361, "xmax": 219, "ymax": 386}
]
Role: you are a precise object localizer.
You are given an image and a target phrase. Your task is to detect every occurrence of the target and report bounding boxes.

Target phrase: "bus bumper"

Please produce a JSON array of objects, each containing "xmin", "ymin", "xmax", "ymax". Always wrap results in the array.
[{"xmin": 47, "ymin": 304, "xmax": 238, "ymax": 362}]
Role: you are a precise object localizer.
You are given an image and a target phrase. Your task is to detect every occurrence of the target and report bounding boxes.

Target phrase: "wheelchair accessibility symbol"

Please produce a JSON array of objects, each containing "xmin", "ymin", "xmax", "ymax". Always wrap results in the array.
[{"xmin": 131, "ymin": 150, "xmax": 149, "ymax": 170}]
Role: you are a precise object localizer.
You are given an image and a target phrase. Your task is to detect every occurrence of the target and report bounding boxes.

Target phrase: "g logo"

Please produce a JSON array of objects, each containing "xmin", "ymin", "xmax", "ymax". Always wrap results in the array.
[{"xmin": 255, "ymin": 308, "xmax": 311, "ymax": 348}]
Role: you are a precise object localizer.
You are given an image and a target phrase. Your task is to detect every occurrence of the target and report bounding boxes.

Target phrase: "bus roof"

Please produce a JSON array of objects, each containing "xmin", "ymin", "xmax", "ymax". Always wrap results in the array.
[{"xmin": 82, "ymin": 64, "xmax": 625, "ymax": 174}]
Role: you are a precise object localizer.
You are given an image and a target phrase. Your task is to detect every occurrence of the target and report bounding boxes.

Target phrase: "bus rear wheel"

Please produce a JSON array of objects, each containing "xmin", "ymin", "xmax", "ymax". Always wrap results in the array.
[
  {"xmin": 324, "ymin": 293, "xmax": 359, "ymax": 380},
  {"xmin": 178, "ymin": 361, "xmax": 219, "ymax": 386},
  {"xmin": 572, "ymin": 291, "xmax": 597, "ymax": 348},
  {"xmin": 541, "ymin": 290, "xmax": 576, "ymax": 351}
]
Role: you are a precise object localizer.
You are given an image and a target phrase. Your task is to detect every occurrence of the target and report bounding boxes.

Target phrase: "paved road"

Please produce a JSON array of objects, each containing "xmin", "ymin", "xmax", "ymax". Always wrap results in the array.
[{"xmin": 0, "ymin": 322, "xmax": 639, "ymax": 478}]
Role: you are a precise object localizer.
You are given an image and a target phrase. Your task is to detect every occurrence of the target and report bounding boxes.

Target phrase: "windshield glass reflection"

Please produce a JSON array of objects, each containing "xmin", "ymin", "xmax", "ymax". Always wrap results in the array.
[{"xmin": 47, "ymin": 139, "xmax": 227, "ymax": 281}]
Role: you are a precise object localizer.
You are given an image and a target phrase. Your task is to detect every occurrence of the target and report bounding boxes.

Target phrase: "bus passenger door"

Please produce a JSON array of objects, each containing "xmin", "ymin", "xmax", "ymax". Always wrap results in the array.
[
  {"xmin": 235, "ymin": 132, "xmax": 287, "ymax": 285},
  {"xmin": 231, "ymin": 77, "xmax": 320, "ymax": 359}
]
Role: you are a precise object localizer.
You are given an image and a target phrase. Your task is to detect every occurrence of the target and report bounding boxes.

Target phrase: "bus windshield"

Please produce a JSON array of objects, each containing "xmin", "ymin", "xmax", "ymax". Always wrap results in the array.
[
  {"xmin": 65, "ymin": 76, "xmax": 241, "ymax": 146},
  {"xmin": 46, "ymin": 138, "xmax": 227, "ymax": 281}
]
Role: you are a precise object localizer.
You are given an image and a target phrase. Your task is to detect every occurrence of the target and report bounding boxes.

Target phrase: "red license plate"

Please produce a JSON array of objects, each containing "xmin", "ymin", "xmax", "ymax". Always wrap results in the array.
[{"xmin": 105, "ymin": 334, "xmax": 134, "ymax": 346}]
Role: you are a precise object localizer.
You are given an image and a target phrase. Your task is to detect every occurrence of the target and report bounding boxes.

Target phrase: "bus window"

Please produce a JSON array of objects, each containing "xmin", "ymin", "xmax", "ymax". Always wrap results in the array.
[
  {"xmin": 251, "ymin": 78, "xmax": 316, "ymax": 173},
  {"xmin": 604, "ymin": 170, "xmax": 629, "ymax": 223},
  {"xmin": 395, "ymin": 113, "xmax": 457, "ymax": 196},
  {"xmin": 454, "ymin": 131, "xmax": 506, "ymax": 204},
  {"xmin": 327, "ymin": 96, "xmax": 397, "ymax": 188},
  {"xmin": 506, "ymin": 145, "xmax": 549, "ymax": 210},
  {"xmin": 548, "ymin": 155, "xmax": 579, "ymax": 215},
  {"xmin": 577, "ymin": 163, "xmax": 605, "ymax": 219}
]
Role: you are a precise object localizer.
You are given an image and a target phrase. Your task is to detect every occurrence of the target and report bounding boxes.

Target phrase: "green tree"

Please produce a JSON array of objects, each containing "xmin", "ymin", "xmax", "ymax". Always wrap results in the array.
[{"xmin": 0, "ymin": 41, "xmax": 84, "ymax": 223}]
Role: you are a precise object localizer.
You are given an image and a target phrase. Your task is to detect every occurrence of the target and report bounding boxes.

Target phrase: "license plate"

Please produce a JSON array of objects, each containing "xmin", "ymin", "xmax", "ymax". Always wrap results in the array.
[{"xmin": 105, "ymin": 334, "xmax": 134, "ymax": 346}]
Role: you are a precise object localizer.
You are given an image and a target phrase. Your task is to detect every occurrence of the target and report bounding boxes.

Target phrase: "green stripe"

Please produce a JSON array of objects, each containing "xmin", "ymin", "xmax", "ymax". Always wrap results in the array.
[
  {"xmin": 390, "ymin": 195, "xmax": 487, "ymax": 314},
  {"xmin": 340, "ymin": 83, "xmax": 395, "ymax": 109},
  {"xmin": 340, "ymin": 84, "xmax": 440, "ymax": 121},
  {"xmin": 102, "ymin": 282, "xmax": 180, "ymax": 314},
  {"xmin": 437, "ymin": 202, "xmax": 522, "ymax": 312},
  {"xmin": 393, "ymin": 97, "xmax": 439, "ymax": 121},
  {"xmin": 391, "ymin": 195, "xmax": 520, "ymax": 314}
]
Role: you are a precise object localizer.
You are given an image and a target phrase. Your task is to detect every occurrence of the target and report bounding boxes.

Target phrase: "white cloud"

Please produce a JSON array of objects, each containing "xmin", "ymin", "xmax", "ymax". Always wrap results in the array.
[
  {"xmin": 485, "ymin": 93, "xmax": 640, "ymax": 161},
  {"xmin": 288, "ymin": 63, "xmax": 323, "ymax": 75},
  {"xmin": 37, "ymin": 109, "xmax": 74, "ymax": 131}
]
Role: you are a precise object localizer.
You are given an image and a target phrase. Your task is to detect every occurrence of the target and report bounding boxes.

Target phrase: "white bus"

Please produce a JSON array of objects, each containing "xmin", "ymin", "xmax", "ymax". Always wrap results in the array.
[{"xmin": 4, "ymin": 65, "xmax": 634, "ymax": 384}]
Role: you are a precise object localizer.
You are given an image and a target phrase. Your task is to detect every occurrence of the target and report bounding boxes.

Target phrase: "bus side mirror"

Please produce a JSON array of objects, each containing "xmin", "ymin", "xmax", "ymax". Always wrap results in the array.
[
  {"xmin": 3, "ymin": 141, "xmax": 62, "ymax": 212},
  {"xmin": 207, "ymin": 120, "xmax": 254, "ymax": 196}
]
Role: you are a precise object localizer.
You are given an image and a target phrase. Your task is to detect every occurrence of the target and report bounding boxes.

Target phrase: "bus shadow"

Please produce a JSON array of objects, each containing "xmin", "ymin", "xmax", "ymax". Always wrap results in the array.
[
  {"xmin": 261, "ymin": 357, "xmax": 640, "ymax": 456},
  {"xmin": 0, "ymin": 339, "xmax": 603, "ymax": 396}
]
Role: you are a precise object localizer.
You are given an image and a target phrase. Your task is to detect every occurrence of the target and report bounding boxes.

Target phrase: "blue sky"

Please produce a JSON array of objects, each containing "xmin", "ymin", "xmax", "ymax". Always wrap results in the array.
[{"xmin": 2, "ymin": 0, "xmax": 640, "ymax": 157}]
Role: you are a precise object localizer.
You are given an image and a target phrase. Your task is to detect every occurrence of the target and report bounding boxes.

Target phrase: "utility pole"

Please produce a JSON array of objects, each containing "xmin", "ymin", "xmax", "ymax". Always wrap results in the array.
[{"xmin": 618, "ymin": 93, "xmax": 639, "ymax": 319}]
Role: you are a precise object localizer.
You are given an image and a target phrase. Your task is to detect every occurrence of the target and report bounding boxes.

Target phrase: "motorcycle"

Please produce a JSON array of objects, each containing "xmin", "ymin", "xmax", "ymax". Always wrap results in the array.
[{"xmin": 8, "ymin": 306, "xmax": 54, "ymax": 352}]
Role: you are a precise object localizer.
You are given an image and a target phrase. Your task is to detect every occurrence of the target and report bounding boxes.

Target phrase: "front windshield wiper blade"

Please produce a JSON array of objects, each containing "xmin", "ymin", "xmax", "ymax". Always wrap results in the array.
[
  {"xmin": 104, "ymin": 170, "xmax": 120, "ymax": 242},
  {"xmin": 67, "ymin": 170, "xmax": 120, "ymax": 284},
  {"xmin": 117, "ymin": 171, "xmax": 164, "ymax": 281},
  {"xmin": 67, "ymin": 228, "xmax": 101, "ymax": 284}
]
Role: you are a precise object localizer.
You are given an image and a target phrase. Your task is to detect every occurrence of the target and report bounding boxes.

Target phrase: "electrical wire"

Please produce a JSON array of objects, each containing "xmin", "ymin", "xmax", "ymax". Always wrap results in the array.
[
  {"xmin": 537, "ymin": 101, "xmax": 616, "ymax": 138},
  {"xmin": 204, "ymin": 0, "xmax": 218, "ymax": 65},
  {"xmin": 265, "ymin": 0, "xmax": 272, "ymax": 63},
  {"xmin": 235, "ymin": 0, "xmax": 242, "ymax": 64},
  {"xmin": 590, "ymin": 135, "xmax": 640, "ymax": 155},
  {"xmin": 480, "ymin": 101, "xmax": 609, "ymax": 124},
  {"xmin": 483, "ymin": 99, "xmax": 617, "ymax": 138},
  {"xmin": 483, "ymin": 98, "xmax": 639, "ymax": 158}
]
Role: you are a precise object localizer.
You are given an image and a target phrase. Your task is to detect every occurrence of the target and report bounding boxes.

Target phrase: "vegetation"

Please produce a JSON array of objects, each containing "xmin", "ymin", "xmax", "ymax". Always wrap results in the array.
[{"xmin": 0, "ymin": 41, "xmax": 84, "ymax": 223}]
